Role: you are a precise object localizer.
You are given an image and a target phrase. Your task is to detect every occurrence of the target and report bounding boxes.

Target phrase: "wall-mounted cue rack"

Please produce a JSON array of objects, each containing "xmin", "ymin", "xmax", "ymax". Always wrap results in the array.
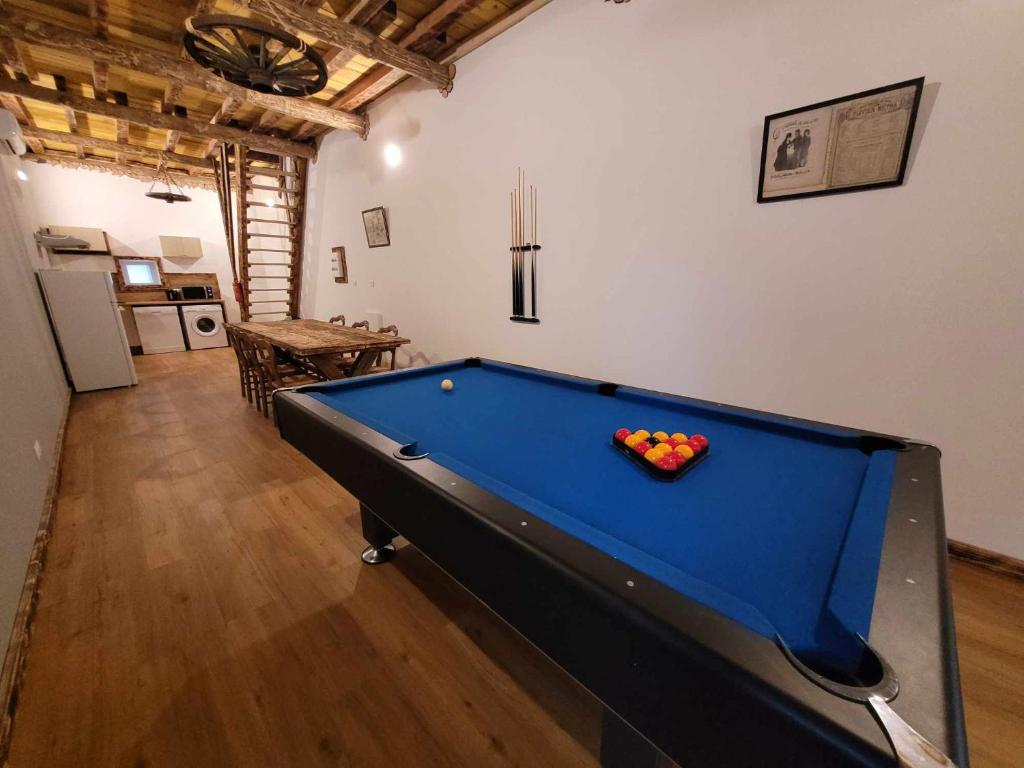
[{"xmin": 509, "ymin": 168, "xmax": 540, "ymax": 323}]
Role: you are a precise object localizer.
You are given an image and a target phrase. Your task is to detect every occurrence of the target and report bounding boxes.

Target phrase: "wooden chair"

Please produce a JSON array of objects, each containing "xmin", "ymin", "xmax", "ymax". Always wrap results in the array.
[
  {"xmin": 328, "ymin": 314, "xmax": 345, "ymax": 325},
  {"xmin": 225, "ymin": 326, "xmax": 253, "ymax": 402},
  {"xmin": 234, "ymin": 332, "xmax": 267, "ymax": 415},
  {"xmin": 251, "ymin": 338, "xmax": 319, "ymax": 419},
  {"xmin": 351, "ymin": 320, "xmax": 370, "ymax": 330},
  {"xmin": 366, "ymin": 324, "xmax": 400, "ymax": 375}
]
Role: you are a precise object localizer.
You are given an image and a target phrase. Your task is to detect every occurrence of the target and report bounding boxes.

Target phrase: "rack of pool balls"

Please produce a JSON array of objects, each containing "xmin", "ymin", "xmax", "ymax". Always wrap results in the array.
[{"xmin": 612, "ymin": 429, "xmax": 710, "ymax": 481}]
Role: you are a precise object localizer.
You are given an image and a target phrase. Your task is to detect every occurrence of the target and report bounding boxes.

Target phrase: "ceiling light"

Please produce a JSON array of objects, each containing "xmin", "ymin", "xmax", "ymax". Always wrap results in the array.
[
  {"xmin": 16, "ymin": 169, "xmax": 28, "ymax": 182},
  {"xmin": 384, "ymin": 143, "xmax": 402, "ymax": 168}
]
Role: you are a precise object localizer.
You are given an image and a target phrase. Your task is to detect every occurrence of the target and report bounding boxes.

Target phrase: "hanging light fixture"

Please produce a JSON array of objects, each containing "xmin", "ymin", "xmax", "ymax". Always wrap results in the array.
[
  {"xmin": 183, "ymin": 14, "xmax": 328, "ymax": 97},
  {"xmin": 145, "ymin": 166, "xmax": 192, "ymax": 204}
]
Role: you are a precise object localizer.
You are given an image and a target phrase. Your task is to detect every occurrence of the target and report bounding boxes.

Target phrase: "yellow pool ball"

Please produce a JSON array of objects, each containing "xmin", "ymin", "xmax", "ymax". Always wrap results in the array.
[
  {"xmin": 624, "ymin": 434, "xmax": 641, "ymax": 448},
  {"xmin": 671, "ymin": 432, "xmax": 688, "ymax": 442},
  {"xmin": 675, "ymin": 444, "xmax": 695, "ymax": 459},
  {"xmin": 645, "ymin": 450, "xmax": 661, "ymax": 463},
  {"xmin": 652, "ymin": 444, "xmax": 671, "ymax": 456},
  {"xmin": 441, "ymin": 378, "xmax": 454, "ymax": 391},
  {"xmin": 634, "ymin": 429, "xmax": 650, "ymax": 440},
  {"xmin": 652, "ymin": 431, "xmax": 669, "ymax": 441}
]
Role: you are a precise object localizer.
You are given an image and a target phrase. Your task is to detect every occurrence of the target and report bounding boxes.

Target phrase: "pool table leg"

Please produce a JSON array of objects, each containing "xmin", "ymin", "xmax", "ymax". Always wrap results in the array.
[
  {"xmin": 600, "ymin": 708, "xmax": 675, "ymax": 768},
  {"xmin": 360, "ymin": 504, "xmax": 397, "ymax": 564}
]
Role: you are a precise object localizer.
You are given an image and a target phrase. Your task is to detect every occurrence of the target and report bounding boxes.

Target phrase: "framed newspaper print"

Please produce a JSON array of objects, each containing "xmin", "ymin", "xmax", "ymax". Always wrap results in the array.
[{"xmin": 757, "ymin": 77, "xmax": 924, "ymax": 203}]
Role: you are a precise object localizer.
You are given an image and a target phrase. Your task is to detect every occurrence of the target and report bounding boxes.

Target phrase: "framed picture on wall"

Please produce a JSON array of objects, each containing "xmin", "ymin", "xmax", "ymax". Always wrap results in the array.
[
  {"xmin": 361, "ymin": 206, "xmax": 390, "ymax": 248},
  {"xmin": 757, "ymin": 77, "xmax": 924, "ymax": 203},
  {"xmin": 331, "ymin": 246, "xmax": 348, "ymax": 283}
]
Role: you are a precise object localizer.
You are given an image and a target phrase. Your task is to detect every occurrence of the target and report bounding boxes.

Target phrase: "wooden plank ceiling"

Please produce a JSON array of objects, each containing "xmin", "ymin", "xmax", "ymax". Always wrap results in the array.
[{"xmin": 0, "ymin": 0, "xmax": 549, "ymax": 189}]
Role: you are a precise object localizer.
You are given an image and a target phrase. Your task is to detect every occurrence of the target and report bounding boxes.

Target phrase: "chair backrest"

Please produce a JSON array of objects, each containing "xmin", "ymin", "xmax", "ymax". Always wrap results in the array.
[
  {"xmin": 351, "ymin": 320, "xmax": 370, "ymax": 330},
  {"xmin": 376, "ymin": 325, "xmax": 399, "ymax": 369},
  {"xmin": 235, "ymin": 331, "xmax": 257, "ymax": 368},
  {"xmin": 328, "ymin": 314, "xmax": 345, "ymax": 325},
  {"xmin": 226, "ymin": 325, "xmax": 245, "ymax": 359},
  {"xmin": 251, "ymin": 337, "xmax": 286, "ymax": 389}
]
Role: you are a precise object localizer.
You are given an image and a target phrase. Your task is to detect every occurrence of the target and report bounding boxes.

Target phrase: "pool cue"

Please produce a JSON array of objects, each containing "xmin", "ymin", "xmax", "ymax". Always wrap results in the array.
[
  {"xmin": 514, "ymin": 175, "xmax": 521, "ymax": 316},
  {"xmin": 517, "ymin": 168, "xmax": 524, "ymax": 316},
  {"xmin": 510, "ymin": 191, "xmax": 515, "ymax": 315},
  {"xmin": 530, "ymin": 185, "xmax": 537, "ymax": 318},
  {"xmin": 514, "ymin": 175, "xmax": 521, "ymax": 315},
  {"xmin": 519, "ymin": 169, "xmax": 524, "ymax": 317}
]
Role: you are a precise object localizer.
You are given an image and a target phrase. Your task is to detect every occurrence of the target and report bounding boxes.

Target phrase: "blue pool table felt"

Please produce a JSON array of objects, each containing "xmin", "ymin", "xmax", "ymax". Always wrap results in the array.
[{"xmin": 309, "ymin": 361, "xmax": 896, "ymax": 666}]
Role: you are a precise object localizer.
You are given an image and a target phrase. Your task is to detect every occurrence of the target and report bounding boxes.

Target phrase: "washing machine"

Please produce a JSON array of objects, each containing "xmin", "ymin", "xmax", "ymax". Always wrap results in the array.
[{"xmin": 181, "ymin": 304, "xmax": 228, "ymax": 350}]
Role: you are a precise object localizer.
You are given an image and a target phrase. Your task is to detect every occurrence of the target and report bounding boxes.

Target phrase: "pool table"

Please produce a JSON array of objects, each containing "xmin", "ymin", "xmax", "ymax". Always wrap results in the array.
[{"xmin": 274, "ymin": 358, "xmax": 968, "ymax": 767}]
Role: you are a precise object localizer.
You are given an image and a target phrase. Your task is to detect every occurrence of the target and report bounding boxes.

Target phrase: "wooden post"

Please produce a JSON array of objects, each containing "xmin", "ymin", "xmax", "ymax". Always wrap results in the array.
[{"xmin": 236, "ymin": 144, "xmax": 251, "ymax": 322}]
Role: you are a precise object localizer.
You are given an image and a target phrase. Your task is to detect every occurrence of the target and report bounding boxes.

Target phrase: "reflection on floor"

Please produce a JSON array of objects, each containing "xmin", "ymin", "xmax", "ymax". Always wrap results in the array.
[{"xmin": 6, "ymin": 348, "xmax": 1023, "ymax": 767}]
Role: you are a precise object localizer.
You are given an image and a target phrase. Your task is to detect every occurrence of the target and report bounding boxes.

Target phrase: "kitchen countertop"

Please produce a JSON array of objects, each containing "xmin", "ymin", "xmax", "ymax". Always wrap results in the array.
[{"xmin": 120, "ymin": 299, "xmax": 226, "ymax": 307}]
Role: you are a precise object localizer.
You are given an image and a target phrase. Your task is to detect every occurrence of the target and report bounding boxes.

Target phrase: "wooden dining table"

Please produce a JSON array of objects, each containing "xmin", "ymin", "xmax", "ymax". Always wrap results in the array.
[{"xmin": 227, "ymin": 319, "xmax": 410, "ymax": 380}]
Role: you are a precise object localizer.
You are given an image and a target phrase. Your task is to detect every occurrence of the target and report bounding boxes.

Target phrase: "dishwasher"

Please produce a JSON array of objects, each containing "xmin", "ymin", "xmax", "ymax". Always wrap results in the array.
[{"xmin": 132, "ymin": 306, "xmax": 186, "ymax": 354}]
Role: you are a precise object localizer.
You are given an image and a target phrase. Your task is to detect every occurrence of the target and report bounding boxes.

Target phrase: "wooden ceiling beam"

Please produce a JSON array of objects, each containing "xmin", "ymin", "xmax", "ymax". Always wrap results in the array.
[
  {"xmin": 163, "ymin": 104, "xmax": 186, "ymax": 151},
  {"xmin": 0, "ymin": 34, "xmax": 45, "ymax": 153},
  {"xmin": 203, "ymin": 95, "xmax": 243, "ymax": 158},
  {"xmin": 87, "ymin": 0, "xmax": 109, "ymax": 104},
  {"xmin": 113, "ymin": 90, "xmax": 128, "ymax": 163},
  {"xmin": 0, "ymin": 91, "xmax": 44, "ymax": 153},
  {"xmin": 0, "ymin": 36, "xmax": 35, "ymax": 81},
  {"xmin": 91, "ymin": 62, "xmax": 108, "ymax": 100},
  {"xmin": 314, "ymin": 0, "xmax": 396, "ymax": 103},
  {"xmin": 439, "ymin": 0, "xmax": 552, "ymax": 65},
  {"xmin": 0, "ymin": 10, "xmax": 368, "ymax": 135},
  {"xmin": 22, "ymin": 125, "xmax": 211, "ymax": 170},
  {"xmin": 308, "ymin": 0, "xmax": 547, "ymax": 129},
  {"xmin": 256, "ymin": 110, "xmax": 282, "ymax": 128},
  {"xmin": 0, "ymin": 77, "xmax": 317, "ymax": 158},
  {"xmin": 23, "ymin": 150, "xmax": 216, "ymax": 190},
  {"xmin": 404, "ymin": 0, "xmax": 480, "ymax": 49},
  {"xmin": 293, "ymin": 0, "xmax": 480, "ymax": 139},
  {"xmin": 161, "ymin": 82, "xmax": 182, "ymax": 113},
  {"xmin": 245, "ymin": 0, "xmax": 453, "ymax": 93},
  {"xmin": 87, "ymin": 0, "xmax": 108, "ymax": 40},
  {"xmin": 52, "ymin": 74, "xmax": 85, "ymax": 158},
  {"xmin": 342, "ymin": 0, "xmax": 392, "ymax": 25}
]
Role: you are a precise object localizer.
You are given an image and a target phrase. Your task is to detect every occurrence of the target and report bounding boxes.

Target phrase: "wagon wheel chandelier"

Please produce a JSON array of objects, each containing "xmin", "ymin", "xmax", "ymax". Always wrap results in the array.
[
  {"xmin": 145, "ymin": 166, "xmax": 192, "ymax": 204},
  {"xmin": 183, "ymin": 14, "xmax": 328, "ymax": 97}
]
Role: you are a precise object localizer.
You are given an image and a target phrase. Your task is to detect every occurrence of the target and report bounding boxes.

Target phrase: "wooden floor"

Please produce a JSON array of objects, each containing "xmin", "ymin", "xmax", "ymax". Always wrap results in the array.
[{"xmin": 5, "ymin": 348, "xmax": 1023, "ymax": 767}]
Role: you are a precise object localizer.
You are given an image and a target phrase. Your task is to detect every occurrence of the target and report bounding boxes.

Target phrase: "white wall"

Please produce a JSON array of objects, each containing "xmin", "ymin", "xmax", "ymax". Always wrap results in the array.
[
  {"xmin": 23, "ymin": 163, "xmax": 240, "ymax": 321},
  {"xmin": 0, "ymin": 157, "xmax": 69, "ymax": 654},
  {"xmin": 301, "ymin": 0, "xmax": 1023, "ymax": 558}
]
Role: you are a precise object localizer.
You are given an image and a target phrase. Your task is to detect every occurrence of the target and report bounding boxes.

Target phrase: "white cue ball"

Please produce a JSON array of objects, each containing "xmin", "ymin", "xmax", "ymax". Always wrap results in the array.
[{"xmin": 441, "ymin": 378, "xmax": 454, "ymax": 392}]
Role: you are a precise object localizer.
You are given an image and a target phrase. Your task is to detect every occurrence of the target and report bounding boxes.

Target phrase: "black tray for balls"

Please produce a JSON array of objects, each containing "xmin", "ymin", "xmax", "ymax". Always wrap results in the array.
[{"xmin": 611, "ymin": 433, "xmax": 710, "ymax": 482}]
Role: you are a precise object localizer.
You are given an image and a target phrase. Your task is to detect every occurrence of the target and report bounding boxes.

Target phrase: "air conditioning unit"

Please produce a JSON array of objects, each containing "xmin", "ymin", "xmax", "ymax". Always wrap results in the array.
[{"xmin": 0, "ymin": 109, "xmax": 27, "ymax": 156}]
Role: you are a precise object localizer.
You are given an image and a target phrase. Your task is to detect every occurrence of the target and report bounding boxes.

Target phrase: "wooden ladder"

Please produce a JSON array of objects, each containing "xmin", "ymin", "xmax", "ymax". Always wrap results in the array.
[{"xmin": 235, "ymin": 146, "xmax": 308, "ymax": 322}]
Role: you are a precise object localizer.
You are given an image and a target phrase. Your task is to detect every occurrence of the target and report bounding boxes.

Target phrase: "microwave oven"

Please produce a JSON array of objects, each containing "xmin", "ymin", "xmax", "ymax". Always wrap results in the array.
[{"xmin": 181, "ymin": 285, "xmax": 214, "ymax": 300}]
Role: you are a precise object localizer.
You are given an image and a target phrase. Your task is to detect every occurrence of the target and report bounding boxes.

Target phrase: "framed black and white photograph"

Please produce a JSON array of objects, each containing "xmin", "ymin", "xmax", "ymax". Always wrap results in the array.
[
  {"xmin": 757, "ymin": 77, "xmax": 924, "ymax": 203},
  {"xmin": 361, "ymin": 206, "xmax": 390, "ymax": 248}
]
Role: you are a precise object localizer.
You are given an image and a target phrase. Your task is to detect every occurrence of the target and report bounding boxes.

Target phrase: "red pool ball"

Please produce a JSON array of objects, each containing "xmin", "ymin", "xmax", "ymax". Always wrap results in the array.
[
  {"xmin": 685, "ymin": 439, "xmax": 703, "ymax": 454},
  {"xmin": 633, "ymin": 441, "xmax": 652, "ymax": 455},
  {"xmin": 691, "ymin": 434, "xmax": 709, "ymax": 449},
  {"xmin": 614, "ymin": 428, "xmax": 631, "ymax": 442},
  {"xmin": 663, "ymin": 438, "xmax": 680, "ymax": 449},
  {"xmin": 655, "ymin": 456, "xmax": 677, "ymax": 471}
]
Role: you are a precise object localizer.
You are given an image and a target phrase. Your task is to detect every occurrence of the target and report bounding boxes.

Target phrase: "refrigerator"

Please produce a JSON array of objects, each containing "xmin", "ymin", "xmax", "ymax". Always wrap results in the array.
[{"xmin": 38, "ymin": 270, "xmax": 138, "ymax": 392}]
